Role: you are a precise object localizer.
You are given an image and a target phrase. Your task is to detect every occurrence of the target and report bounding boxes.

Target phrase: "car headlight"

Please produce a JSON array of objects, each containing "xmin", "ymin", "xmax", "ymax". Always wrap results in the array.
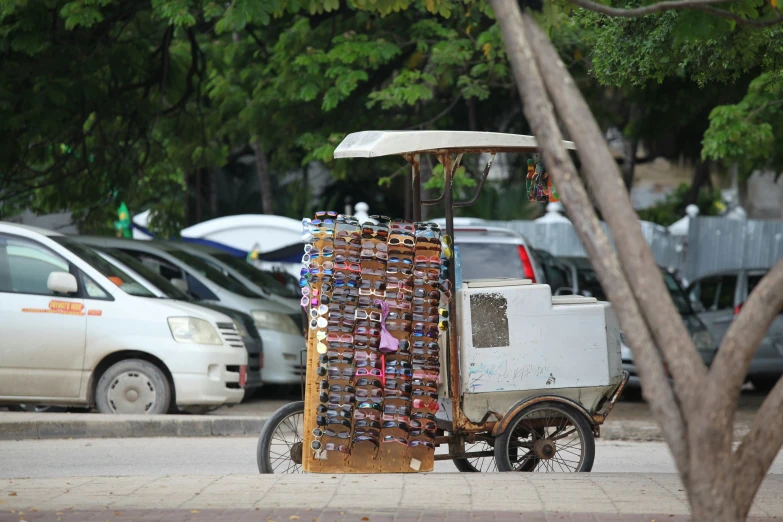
[
  {"xmin": 252, "ymin": 310, "xmax": 300, "ymax": 336},
  {"xmin": 233, "ymin": 319, "xmax": 249, "ymax": 338},
  {"xmin": 692, "ymin": 329, "xmax": 714, "ymax": 351},
  {"xmin": 167, "ymin": 317, "xmax": 223, "ymax": 345}
]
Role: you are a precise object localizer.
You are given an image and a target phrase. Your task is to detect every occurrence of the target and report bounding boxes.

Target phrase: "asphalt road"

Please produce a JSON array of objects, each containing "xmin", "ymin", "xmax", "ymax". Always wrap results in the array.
[{"xmin": 2, "ymin": 437, "xmax": 782, "ymax": 478}]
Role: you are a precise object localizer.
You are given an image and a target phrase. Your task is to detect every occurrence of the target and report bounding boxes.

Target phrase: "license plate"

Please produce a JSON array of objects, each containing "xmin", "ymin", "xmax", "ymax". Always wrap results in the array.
[{"xmin": 239, "ymin": 365, "xmax": 247, "ymax": 387}]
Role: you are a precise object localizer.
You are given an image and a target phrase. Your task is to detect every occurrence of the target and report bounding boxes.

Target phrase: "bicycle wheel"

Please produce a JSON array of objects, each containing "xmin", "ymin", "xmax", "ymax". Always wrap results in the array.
[
  {"xmin": 494, "ymin": 401, "xmax": 595, "ymax": 472},
  {"xmin": 257, "ymin": 401, "xmax": 305, "ymax": 474}
]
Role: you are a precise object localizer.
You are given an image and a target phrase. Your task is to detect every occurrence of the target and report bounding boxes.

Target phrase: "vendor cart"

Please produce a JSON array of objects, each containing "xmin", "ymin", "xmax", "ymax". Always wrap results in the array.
[{"xmin": 256, "ymin": 131, "xmax": 628, "ymax": 474}]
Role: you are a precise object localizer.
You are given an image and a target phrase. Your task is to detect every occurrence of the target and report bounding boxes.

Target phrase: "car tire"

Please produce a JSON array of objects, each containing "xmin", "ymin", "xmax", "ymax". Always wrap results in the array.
[
  {"xmin": 95, "ymin": 359, "xmax": 172, "ymax": 415},
  {"xmin": 750, "ymin": 376, "xmax": 779, "ymax": 393}
]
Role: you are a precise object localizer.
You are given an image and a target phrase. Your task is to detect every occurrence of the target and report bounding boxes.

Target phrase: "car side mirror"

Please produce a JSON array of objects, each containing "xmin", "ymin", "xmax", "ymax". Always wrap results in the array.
[
  {"xmin": 170, "ymin": 278, "xmax": 189, "ymax": 293},
  {"xmin": 47, "ymin": 271, "xmax": 78, "ymax": 294},
  {"xmin": 555, "ymin": 287, "xmax": 575, "ymax": 296}
]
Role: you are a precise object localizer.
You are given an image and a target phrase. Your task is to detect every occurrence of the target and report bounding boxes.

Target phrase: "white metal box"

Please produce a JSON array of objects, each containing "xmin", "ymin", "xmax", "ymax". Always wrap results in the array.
[{"xmin": 457, "ymin": 279, "xmax": 623, "ymax": 422}]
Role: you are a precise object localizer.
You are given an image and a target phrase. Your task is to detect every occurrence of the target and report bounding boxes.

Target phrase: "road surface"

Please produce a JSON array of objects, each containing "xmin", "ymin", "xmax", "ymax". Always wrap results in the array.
[{"xmin": 2, "ymin": 437, "xmax": 782, "ymax": 478}]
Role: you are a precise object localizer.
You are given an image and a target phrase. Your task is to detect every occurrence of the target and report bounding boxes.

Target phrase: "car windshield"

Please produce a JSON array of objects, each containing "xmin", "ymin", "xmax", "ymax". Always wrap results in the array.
[
  {"xmin": 167, "ymin": 249, "xmax": 260, "ymax": 298},
  {"xmin": 457, "ymin": 242, "xmax": 525, "ymax": 280},
  {"xmin": 210, "ymin": 252, "xmax": 298, "ymax": 298},
  {"xmin": 103, "ymin": 248, "xmax": 191, "ymax": 301},
  {"xmin": 662, "ymin": 271, "xmax": 695, "ymax": 316},
  {"xmin": 572, "ymin": 258, "xmax": 694, "ymax": 315},
  {"xmin": 53, "ymin": 238, "xmax": 156, "ymax": 298}
]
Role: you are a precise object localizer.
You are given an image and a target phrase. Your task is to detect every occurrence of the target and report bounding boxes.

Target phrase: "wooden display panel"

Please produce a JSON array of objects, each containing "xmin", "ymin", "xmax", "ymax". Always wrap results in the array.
[{"xmin": 301, "ymin": 329, "xmax": 435, "ymax": 473}]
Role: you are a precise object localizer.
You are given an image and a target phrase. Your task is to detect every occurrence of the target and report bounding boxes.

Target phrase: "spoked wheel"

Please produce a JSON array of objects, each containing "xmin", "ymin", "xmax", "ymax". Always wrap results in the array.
[
  {"xmin": 494, "ymin": 401, "xmax": 595, "ymax": 472},
  {"xmin": 257, "ymin": 401, "xmax": 305, "ymax": 474},
  {"xmin": 452, "ymin": 434, "xmax": 498, "ymax": 472}
]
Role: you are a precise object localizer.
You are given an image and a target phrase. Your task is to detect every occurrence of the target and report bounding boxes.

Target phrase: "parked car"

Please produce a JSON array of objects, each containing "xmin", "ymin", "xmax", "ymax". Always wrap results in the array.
[
  {"xmin": 96, "ymin": 247, "xmax": 265, "ymax": 392},
  {"xmin": 0, "ymin": 224, "xmax": 247, "ymax": 413},
  {"xmin": 557, "ymin": 256, "xmax": 715, "ymax": 391},
  {"xmin": 452, "ymin": 226, "xmax": 545, "ymax": 283},
  {"xmin": 173, "ymin": 243, "xmax": 300, "ymax": 310},
  {"xmin": 687, "ymin": 269, "xmax": 783, "ymax": 391},
  {"xmin": 531, "ymin": 248, "xmax": 572, "ymax": 292},
  {"xmin": 75, "ymin": 237, "xmax": 305, "ymax": 386}
]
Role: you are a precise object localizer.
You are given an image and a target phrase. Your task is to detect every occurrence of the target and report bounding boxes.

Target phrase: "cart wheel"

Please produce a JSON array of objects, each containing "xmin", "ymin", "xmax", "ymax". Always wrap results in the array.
[
  {"xmin": 494, "ymin": 401, "xmax": 595, "ymax": 472},
  {"xmin": 451, "ymin": 432, "xmax": 499, "ymax": 472},
  {"xmin": 453, "ymin": 440, "xmax": 497, "ymax": 472},
  {"xmin": 257, "ymin": 401, "xmax": 305, "ymax": 474}
]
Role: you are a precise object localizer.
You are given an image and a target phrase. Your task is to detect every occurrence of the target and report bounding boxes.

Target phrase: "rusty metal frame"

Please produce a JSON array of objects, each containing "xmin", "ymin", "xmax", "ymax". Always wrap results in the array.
[
  {"xmin": 454, "ymin": 153, "xmax": 496, "ymax": 208},
  {"xmin": 402, "ymin": 149, "xmax": 623, "ymax": 451},
  {"xmin": 592, "ymin": 371, "xmax": 630, "ymax": 425}
]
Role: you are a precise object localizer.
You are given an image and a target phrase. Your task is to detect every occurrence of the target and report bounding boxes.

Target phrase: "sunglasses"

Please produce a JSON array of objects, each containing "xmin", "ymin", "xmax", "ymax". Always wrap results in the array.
[
  {"xmin": 354, "ymin": 410, "xmax": 381, "ymax": 421},
  {"xmin": 409, "ymin": 440, "xmax": 436, "ymax": 450},
  {"xmin": 316, "ymin": 416, "xmax": 352, "ymax": 428},
  {"xmin": 357, "ymin": 401, "xmax": 382, "ymax": 411},
  {"xmin": 327, "ymin": 367, "xmax": 355, "ymax": 379},
  {"xmin": 389, "ymin": 236, "xmax": 415, "ymax": 248},
  {"xmin": 352, "ymin": 435, "xmax": 380, "ymax": 448},
  {"xmin": 355, "ymin": 368, "xmax": 383, "ymax": 378},
  {"xmin": 355, "ymin": 378, "xmax": 383, "ymax": 388}
]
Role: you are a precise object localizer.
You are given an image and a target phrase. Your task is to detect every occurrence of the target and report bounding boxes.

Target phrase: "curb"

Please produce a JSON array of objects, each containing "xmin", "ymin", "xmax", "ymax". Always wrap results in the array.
[{"xmin": 0, "ymin": 413, "xmax": 267, "ymax": 440}]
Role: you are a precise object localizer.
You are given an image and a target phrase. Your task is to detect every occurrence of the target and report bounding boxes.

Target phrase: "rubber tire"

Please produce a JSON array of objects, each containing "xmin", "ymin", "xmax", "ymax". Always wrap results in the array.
[
  {"xmin": 257, "ymin": 400, "xmax": 305, "ymax": 474},
  {"xmin": 8, "ymin": 405, "xmax": 64, "ymax": 413},
  {"xmin": 452, "ymin": 436, "xmax": 498, "ymax": 472},
  {"xmin": 750, "ymin": 376, "xmax": 779, "ymax": 393},
  {"xmin": 494, "ymin": 401, "xmax": 595, "ymax": 472},
  {"xmin": 95, "ymin": 359, "xmax": 172, "ymax": 415}
]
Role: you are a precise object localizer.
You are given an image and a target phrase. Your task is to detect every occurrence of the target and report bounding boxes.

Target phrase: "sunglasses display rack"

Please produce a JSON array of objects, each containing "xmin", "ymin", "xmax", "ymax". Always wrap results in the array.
[{"xmin": 300, "ymin": 211, "xmax": 450, "ymax": 473}]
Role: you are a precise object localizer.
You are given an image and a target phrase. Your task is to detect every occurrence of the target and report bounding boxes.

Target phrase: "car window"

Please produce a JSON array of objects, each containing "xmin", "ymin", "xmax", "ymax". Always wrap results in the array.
[
  {"xmin": 53, "ymin": 238, "xmax": 155, "ymax": 298},
  {"xmin": 167, "ymin": 249, "xmax": 260, "ymax": 298},
  {"xmin": 121, "ymin": 251, "xmax": 220, "ymax": 301},
  {"xmin": 0, "ymin": 235, "xmax": 72, "ymax": 296},
  {"xmin": 747, "ymin": 273, "xmax": 766, "ymax": 297},
  {"xmin": 103, "ymin": 249, "xmax": 191, "ymax": 301},
  {"xmin": 544, "ymin": 264, "xmax": 569, "ymax": 292},
  {"xmin": 457, "ymin": 242, "xmax": 525, "ymax": 280},
  {"xmin": 716, "ymin": 275, "xmax": 738, "ymax": 311},
  {"xmin": 662, "ymin": 272, "xmax": 695, "ymax": 316},
  {"xmin": 693, "ymin": 276, "xmax": 720, "ymax": 311},
  {"xmin": 212, "ymin": 252, "xmax": 299, "ymax": 298},
  {"xmin": 576, "ymin": 268, "xmax": 607, "ymax": 301},
  {"xmin": 82, "ymin": 274, "xmax": 109, "ymax": 299}
]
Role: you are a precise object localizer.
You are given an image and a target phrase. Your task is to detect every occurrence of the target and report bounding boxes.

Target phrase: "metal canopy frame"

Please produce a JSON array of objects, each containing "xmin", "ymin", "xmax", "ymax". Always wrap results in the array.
[{"xmin": 333, "ymin": 130, "xmax": 578, "ymax": 449}]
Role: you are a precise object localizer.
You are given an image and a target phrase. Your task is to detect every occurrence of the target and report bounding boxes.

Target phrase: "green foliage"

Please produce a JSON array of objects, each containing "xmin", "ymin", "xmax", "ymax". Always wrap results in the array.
[
  {"xmin": 636, "ymin": 183, "xmax": 725, "ymax": 226},
  {"xmin": 702, "ymin": 71, "xmax": 783, "ymax": 178}
]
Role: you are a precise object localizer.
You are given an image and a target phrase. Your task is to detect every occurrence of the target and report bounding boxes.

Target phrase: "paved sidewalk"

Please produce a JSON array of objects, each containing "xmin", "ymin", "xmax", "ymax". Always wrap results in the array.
[
  {"xmin": 0, "ymin": 413, "xmax": 268, "ymax": 441},
  {"xmin": 1, "ymin": 474, "xmax": 781, "ymax": 519}
]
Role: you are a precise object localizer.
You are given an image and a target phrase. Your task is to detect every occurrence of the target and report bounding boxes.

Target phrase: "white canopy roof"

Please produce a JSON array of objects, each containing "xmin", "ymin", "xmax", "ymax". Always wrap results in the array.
[{"xmin": 333, "ymin": 131, "xmax": 576, "ymax": 158}]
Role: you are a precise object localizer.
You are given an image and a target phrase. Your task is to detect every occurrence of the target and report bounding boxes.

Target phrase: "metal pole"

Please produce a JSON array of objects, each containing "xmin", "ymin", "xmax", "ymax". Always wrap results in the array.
[{"xmin": 412, "ymin": 154, "xmax": 422, "ymax": 221}]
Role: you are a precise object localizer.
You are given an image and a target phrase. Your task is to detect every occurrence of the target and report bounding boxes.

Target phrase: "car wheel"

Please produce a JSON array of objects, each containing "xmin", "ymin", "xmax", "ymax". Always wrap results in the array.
[
  {"xmin": 95, "ymin": 359, "xmax": 171, "ymax": 414},
  {"xmin": 8, "ymin": 405, "xmax": 65, "ymax": 413},
  {"xmin": 750, "ymin": 376, "xmax": 779, "ymax": 393}
]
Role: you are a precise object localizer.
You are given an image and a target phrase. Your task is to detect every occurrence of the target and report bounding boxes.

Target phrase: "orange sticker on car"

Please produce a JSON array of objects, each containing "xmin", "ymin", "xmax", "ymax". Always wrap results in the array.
[
  {"xmin": 87, "ymin": 309, "xmax": 103, "ymax": 316},
  {"xmin": 22, "ymin": 300, "xmax": 86, "ymax": 316}
]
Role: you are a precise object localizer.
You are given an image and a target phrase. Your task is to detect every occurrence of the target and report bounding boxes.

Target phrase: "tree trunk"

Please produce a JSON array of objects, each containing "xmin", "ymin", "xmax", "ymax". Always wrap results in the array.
[
  {"xmin": 467, "ymin": 98, "xmax": 478, "ymax": 131},
  {"xmin": 490, "ymin": 2, "xmax": 783, "ymax": 521},
  {"xmin": 251, "ymin": 139, "xmax": 275, "ymax": 215},
  {"xmin": 622, "ymin": 103, "xmax": 641, "ymax": 191},
  {"xmin": 195, "ymin": 167, "xmax": 203, "ymax": 223},
  {"xmin": 685, "ymin": 160, "xmax": 710, "ymax": 207}
]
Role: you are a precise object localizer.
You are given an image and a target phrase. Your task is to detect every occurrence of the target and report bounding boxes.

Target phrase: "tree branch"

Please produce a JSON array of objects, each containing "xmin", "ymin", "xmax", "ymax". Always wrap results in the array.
[
  {"xmin": 703, "ymin": 258, "xmax": 783, "ymax": 432},
  {"xmin": 522, "ymin": 13, "xmax": 707, "ymax": 413},
  {"xmin": 567, "ymin": 0, "xmax": 783, "ymax": 26},
  {"xmin": 730, "ymin": 375, "xmax": 783, "ymax": 518},
  {"xmin": 405, "ymin": 94, "xmax": 463, "ymax": 130},
  {"xmin": 490, "ymin": 0, "xmax": 692, "ymax": 480}
]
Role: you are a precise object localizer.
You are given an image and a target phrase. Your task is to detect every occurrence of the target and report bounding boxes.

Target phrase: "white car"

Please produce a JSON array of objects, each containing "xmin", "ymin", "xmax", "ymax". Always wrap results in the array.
[
  {"xmin": 75, "ymin": 237, "xmax": 305, "ymax": 386},
  {"xmin": 0, "ymin": 223, "xmax": 247, "ymax": 413}
]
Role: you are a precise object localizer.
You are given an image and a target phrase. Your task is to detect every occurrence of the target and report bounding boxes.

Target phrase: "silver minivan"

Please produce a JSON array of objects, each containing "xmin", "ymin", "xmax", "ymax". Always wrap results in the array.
[
  {"xmin": 687, "ymin": 269, "xmax": 783, "ymax": 391},
  {"xmin": 172, "ymin": 243, "xmax": 301, "ymax": 310},
  {"xmin": 76, "ymin": 237, "xmax": 305, "ymax": 386}
]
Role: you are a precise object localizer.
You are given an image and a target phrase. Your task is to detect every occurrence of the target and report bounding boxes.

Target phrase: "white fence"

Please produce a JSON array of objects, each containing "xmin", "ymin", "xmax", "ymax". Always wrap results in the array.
[{"xmin": 485, "ymin": 217, "xmax": 783, "ymax": 283}]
